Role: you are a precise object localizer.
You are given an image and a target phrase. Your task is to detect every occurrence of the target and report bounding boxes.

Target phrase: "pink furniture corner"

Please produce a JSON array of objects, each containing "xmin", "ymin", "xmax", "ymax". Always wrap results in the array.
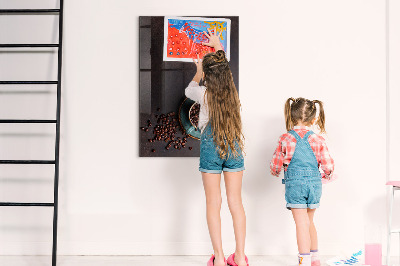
[{"xmin": 386, "ymin": 181, "xmax": 400, "ymax": 265}]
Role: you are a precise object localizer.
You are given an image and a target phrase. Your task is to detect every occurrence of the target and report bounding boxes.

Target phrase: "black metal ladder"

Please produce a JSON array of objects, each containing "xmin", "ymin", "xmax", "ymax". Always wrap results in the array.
[{"xmin": 0, "ymin": 2, "xmax": 63, "ymax": 266}]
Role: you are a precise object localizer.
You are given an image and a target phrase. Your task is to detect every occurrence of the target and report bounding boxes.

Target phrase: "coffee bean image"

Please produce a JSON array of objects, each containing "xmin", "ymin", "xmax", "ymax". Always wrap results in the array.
[
  {"xmin": 189, "ymin": 103, "xmax": 200, "ymax": 128},
  {"xmin": 141, "ymin": 107, "xmax": 198, "ymax": 154}
]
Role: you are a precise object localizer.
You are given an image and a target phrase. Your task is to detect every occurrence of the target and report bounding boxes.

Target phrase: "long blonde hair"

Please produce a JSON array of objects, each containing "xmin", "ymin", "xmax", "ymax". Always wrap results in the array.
[
  {"xmin": 202, "ymin": 50, "xmax": 244, "ymax": 158},
  {"xmin": 284, "ymin": 97, "xmax": 326, "ymax": 133}
]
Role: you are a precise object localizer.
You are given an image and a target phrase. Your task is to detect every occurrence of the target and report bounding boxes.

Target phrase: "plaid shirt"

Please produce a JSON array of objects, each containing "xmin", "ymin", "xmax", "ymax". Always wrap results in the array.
[{"xmin": 270, "ymin": 126, "xmax": 334, "ymax": 179}]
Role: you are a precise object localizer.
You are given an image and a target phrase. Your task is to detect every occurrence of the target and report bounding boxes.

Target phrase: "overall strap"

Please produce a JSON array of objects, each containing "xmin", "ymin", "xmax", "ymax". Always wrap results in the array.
[
  {"xmin": 303, "ymin": 130, "xmax": 314, "ymax": 140},
  {"xmin": 288, "ymin": 130, "xmax": 301, "ymax": 141}
]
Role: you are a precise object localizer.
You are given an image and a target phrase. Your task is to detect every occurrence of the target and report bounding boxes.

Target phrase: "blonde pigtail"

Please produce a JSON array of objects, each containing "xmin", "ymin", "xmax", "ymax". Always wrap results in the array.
[
  {"xmin": 285, "ymin": 98, "xmax": 295, "ymax": 131},
  {"xmin": 313, "ymin": 100, "xmax": 326, "ymax": 133}
]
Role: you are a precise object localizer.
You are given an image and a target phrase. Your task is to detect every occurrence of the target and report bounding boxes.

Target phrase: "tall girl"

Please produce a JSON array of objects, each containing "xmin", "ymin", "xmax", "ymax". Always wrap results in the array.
[
  {"xmin": 185, "ymin": 29, "xmax": 248, "ymax": 266},
  {"xmin": 270, "ymin": 98, "xmax": 335, "ymax": 266}
]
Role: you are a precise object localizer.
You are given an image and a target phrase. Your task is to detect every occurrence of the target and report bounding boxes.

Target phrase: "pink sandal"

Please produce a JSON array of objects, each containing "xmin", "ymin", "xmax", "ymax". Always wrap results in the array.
[
  {"xmin": 207, "ymin": 254, "xmax": 227, "ymax": 266},
  {"xmin": 227, "ymin": 253, "xmax": 249, "ymax": 266}
]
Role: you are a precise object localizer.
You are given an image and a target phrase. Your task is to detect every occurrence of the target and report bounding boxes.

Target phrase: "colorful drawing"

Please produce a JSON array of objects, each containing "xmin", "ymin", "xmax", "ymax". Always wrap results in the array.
[{"xmin": 163, "ymin": 16, "xmax": 231, "ymax": 62}]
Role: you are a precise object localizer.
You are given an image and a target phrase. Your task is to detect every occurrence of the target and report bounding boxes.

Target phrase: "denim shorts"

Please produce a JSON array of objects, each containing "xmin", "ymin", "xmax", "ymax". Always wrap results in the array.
[
  {"xmin": 285, "ymin": 178, "xmax": 322, "ymax": 209},
  {"xmin": 199, "ymin": 126, "xmax": 245, "ymax": 174}
]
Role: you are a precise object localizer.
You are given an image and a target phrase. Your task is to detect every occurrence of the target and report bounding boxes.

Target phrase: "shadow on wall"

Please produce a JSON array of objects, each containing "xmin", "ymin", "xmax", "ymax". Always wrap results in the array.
[
  {"xmin": 242, "ymin": 115, "xmax": 291, "ymax": 254},
  {"xmin": 162, "ymin": 157, "xmax": 206, "ymax": 253},
  {"xmin": 364, "ymin": 194, "xmax": 387, "ymax": 246}
]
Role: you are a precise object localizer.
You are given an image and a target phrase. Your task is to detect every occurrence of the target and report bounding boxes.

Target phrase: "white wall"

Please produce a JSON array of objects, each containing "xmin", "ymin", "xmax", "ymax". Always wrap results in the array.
[
  {"xmin": 388, "ymin": 0, "xmax": 400, "ymax": 257},
  {"xmin": 0, "ymin": 0, "xmax": 389, "ymax": 257}
]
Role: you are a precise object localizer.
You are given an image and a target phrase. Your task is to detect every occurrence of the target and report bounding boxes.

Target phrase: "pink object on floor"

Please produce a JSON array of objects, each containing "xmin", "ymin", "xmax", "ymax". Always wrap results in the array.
[
  {"xmin": 365, "ymin": 243, "xmax": 382, "ymax": 266},
  {"xmin": 207, "ymin": 254, "xmax": 227, "ymax": 266},
  {"xmin": 321, "ymin": 173, "xmax": 338, "ymax": 184},
  {"xmin": 386, "ymin": 181, "xmax": 400, "ymax": 187},
  {"xmin": 311, "ymin": 260, "xmax": 321, "ymax": 266},
  {"xmin": 227, "ymin": 253, "xmax": 249, "ymax": 266}
]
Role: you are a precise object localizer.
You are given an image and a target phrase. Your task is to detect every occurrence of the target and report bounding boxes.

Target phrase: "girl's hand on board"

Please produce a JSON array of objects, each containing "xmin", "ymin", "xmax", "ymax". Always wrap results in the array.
[
  {"xmin": 193, "ymin": 54, "xmax": 202, "ymax": 73},
  {"xmin": 202, "ymin": 28, "xmax": 223, "ymax": 51},
  {"xmin": 192, "ymin": 54, "xmax": 203, "ymax": 83}
]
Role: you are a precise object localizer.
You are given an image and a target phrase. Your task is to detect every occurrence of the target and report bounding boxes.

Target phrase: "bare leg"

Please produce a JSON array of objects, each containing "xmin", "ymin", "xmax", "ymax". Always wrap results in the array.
[
  {"xmin": 224, "ymin": 171, "xmax": 247, "ymax": 266},
  {"xmin": 307, "ymin": 209, "xmax": 318, "ymax": 251},
  {"xmin": 202, "ymin": 172, "xmax": 225, "ymax": 266},
  {"xmin": 291, "ymin": 208, "xmax": 311, "ymax": 254}
]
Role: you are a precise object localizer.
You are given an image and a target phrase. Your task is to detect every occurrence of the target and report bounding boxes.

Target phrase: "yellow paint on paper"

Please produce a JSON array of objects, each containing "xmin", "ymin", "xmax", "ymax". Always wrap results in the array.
[{"xmin": 204, "ymin": 21, "xmax": 227, "ymax": 40}]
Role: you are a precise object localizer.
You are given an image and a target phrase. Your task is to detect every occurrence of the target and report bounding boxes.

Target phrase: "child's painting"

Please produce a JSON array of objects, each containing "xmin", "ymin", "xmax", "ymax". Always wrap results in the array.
[{"xmin": 163, "ymin": 16, "xmax": 231, "ymax": 62}]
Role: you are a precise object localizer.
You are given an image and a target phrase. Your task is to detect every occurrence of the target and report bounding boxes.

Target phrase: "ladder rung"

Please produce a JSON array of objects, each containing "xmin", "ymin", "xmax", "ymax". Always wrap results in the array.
[
  {"xmin": 0, "ymin": 44, "xmax": 59, "ymax": 48},
  {"xmin": 0, "ymin": 160, "xmax": 55, "ymax": 164},
  {"xmin": 0, "ymin": 81, "xmax": 58, "ymax": 84},
  {"xmin": 0, "ymin": 119, "xmax": 56, "ymax": 123},
  {"xmin": 0, "ymin": 9, "xmax": 60, "ymax": 14},
  {"xmin": 0, "ymin": 202, "xmax": 54, "ymax": 207}
]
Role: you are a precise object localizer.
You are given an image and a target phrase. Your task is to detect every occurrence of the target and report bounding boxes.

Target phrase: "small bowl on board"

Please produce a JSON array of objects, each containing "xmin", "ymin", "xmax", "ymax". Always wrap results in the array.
[
  {"xmin": 179, "ymin": 98, "xmax": 201, "ymax": 140},
  {"xmin": 189, "ymin": 102, "xmax": 200, "ymax": 129}
]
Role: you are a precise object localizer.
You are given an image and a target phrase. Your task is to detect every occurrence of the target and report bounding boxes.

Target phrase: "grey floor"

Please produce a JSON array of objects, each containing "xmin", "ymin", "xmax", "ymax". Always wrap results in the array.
[{"xmin": 0, "ymin": 255, "xmax": 333, "ymax": 266}]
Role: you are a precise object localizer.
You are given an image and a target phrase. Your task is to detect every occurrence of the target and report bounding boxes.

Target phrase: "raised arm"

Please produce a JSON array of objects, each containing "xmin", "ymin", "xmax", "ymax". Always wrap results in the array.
[
  {"xmin": 192, "ymin": 54, "xmax": 202, "ymax": 84},
  {"xmin": 186, "ymin": 28, "xmax": 223, "ymax": 102},
  {"xmin": 185, "ymin": 80, "xmax": 206, "ymax": 103},
  {"xmin": 202, "ymin": 28, "xmax": 223, "ymax": 51}
]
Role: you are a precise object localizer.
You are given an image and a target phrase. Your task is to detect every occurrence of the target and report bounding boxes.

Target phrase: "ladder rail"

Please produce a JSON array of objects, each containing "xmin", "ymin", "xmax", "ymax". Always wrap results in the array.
[
  {"xmin": 0, "ymin": 3, "xmax": 63, "ymax": 266},
  {"xmin": 52, "ymin": 0, "xmax": 63, "ymax": 265}
]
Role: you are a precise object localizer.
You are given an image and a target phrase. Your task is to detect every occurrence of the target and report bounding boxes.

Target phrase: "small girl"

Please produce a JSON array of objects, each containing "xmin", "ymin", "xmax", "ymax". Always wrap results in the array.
[
  {"xmin": 185, "ymin": 29, "xmax": 248, "ymax": 266},
  {"xmin": 270, "ymin": 98, "xmax": 335, "ymax": 266}
]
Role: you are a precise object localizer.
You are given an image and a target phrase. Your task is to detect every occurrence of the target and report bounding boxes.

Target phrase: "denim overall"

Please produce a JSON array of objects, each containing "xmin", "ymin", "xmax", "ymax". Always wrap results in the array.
[
  {"xmin": 283, "ymin": 130, "xmax": 322, "ymax": 210},
  {"xmin": 199, "ymin": 125, "xmax": 245, "ymax": 174}
]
